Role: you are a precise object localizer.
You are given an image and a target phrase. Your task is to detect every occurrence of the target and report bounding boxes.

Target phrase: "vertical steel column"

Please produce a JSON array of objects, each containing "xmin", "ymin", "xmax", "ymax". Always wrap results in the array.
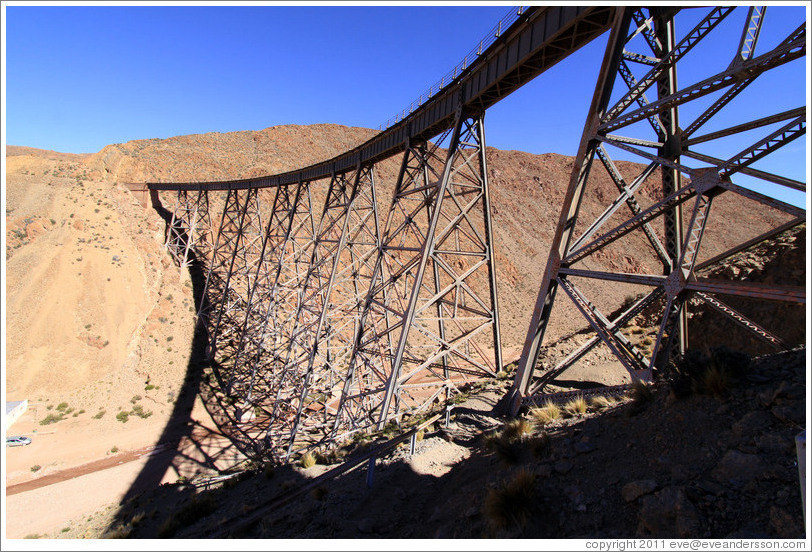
[
  {"xmin": 648, "ymin": 189, "xmax": 714, "ymax": 377},
  {"xmin": 328, "ymin": 161, "xmax": 397, "ymax": 440},
  {"xmin": 265, "ymin": 171, "xmax": 355, "ymax": 451},
  {"xmin": 207, "ymin": 188, "xmax": 255, "ymax": 360},
  {"xmin": 654, "ymin": 8, "xmax": 686, "ymax": 360},
  {"xmin": 509, "ymin": 8, "xmax": 631, "ymax": 415},
  {"xmin": 282, "ymin": 166, "xmax": 365, "ymax": 455},
  {"xmin": 424, "ymin": 157, "xmax": 450, "ymax": 380},
  {"xmin": 164, "ymin": 190, "xmax": 185, "ymax": 265},
  {"xmin": 197, "ymin": 188, "xmax": 244, "ymax": 356},
  {"xmin": 225, "ymin": 185, "xmax": 284, "ymax": 396},
  {"xmin": 512, "ymin": 6, "xmax": 804, "ymax": 412},
  {"xmin": 164, "ymin": 189, "xmax": 203, "ymax": 273},
  {"xmin": 331, "ymin": 136, "xmax": 434, "ymax": 438},
  {"xmin": 190, "ymin": 189, "xmax": 213, "ymax": 273},
  {"xmin": 476, "ymin": 113, "xmax": 504, "ymax": 376},
  {"xmin": 269, "ymin": 183, "xmax": 317, "ymax": 360},
  {"xmin": 240, "ymin": 183, "xmax": 306, "ymax": 411},
  {"xmin": 216, "ymin": 188, "xmax": 268, "ymax": 369},
  {"xmin": 376, "ymin": 106, "xmax": 466, "ymax": 427}
]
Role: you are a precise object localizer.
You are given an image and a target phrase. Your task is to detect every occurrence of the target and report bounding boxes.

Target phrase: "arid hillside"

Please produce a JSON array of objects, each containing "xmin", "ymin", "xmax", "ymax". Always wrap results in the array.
[
  {"xmin": 3, "ymin": 124, "xmax": 805, "ymax": 539},
  {"xmin": 82, "ymin": 123, "xmax": 801, "ymax": 362}
]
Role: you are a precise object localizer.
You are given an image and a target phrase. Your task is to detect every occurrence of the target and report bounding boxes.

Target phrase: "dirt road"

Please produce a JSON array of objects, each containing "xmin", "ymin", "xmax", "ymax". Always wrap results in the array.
[{"xmin": 5, "ymin": 442, "xmax": 177, "ymax": 496}]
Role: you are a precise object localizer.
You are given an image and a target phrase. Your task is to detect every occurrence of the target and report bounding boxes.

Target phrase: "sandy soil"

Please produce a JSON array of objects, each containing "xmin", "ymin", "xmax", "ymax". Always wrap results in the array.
[{"xmin": 3, "ymin": 148, "xmax": 210, "ymax": 539}]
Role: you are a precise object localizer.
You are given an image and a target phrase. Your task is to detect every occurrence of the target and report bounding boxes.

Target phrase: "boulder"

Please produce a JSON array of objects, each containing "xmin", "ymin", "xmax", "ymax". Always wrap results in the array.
[
  {"xmin": 637, "ymin": 486, "xmax": 701, "ymax": 537},
  {"xmin": 731, "ymin": 410, "xmax": 773, "ymax": 440},
  {"xmin": 711, "ymin": 450, "xmax": 765, "ymax": 488},
  {"xmin": 622, "ymin": 480, "xmax": 658, "ymax": 503}
]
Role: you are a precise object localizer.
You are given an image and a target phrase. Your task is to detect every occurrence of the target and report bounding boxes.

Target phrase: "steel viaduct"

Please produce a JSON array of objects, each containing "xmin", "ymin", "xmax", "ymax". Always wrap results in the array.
[{"xmin": 145, "ymin": 5, "xmax": 807, "ymax": 462}]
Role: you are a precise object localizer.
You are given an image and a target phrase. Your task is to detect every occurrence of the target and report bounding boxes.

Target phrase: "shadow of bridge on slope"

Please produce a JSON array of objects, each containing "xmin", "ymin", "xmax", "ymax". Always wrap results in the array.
[{"xmin": 110, "ymin": 200, "xmax": 268, "ymax": 517}]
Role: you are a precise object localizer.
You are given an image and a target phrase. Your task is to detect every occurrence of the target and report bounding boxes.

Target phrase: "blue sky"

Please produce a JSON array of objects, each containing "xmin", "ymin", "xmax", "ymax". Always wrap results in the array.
[
  {"xmin": 5, "ymin": 4, "xmax": 525, "ymax": 152},
  {"xmin": 2, "ymin": 3, "xmax": 808, "ymax": 207}
]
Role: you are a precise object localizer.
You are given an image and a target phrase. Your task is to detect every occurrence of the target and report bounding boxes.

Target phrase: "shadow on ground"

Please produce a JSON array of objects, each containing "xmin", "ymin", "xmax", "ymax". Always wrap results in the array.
[
  {"xmin": 102, "ymin": 344, "xmax": 806, "ymax": 540},
  {"xmin": 105, "ymin": 199, "xmax": 266, "ymax": 534}
]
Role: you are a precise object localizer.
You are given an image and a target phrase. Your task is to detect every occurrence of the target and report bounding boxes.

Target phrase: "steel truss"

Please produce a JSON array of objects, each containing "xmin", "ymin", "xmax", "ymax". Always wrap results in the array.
[
  {"xmin": 225, "ymin": 183, "xmax": 306, "ymax": 421},
  {"xmin": 160, "ymin": 109, "xmax": 503, "ymax": 460},
  {"xmin": 165, "ymin": 190, "xmax": 197, "ymax": 269},
  {"xmin": 164, "ymin": 189, "xmax": 216, "ymax": 271},
  {"xmin": 329, "ymin": 109, "xmax": 504, "ymax": 446},
  {"xmin": 510, "ymin": 6, "xmax": 806, "ymax": 413},
  {"xmin": 158, "ymin": 5, "xmax": 804, "ymax": 459},
  {"xmin": 231, "ymin": 181, "xmax": 317, "ymax": 443},
  {"xmin": 265, "ymin": 166, "xmax": 381, "ymax": 456}
]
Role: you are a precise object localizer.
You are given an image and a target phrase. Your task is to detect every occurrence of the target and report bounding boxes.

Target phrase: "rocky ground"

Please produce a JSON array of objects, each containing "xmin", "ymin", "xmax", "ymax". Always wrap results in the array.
[{"xmin": 55, "ymin": 346, "xmax": 807, "ymax": 540}]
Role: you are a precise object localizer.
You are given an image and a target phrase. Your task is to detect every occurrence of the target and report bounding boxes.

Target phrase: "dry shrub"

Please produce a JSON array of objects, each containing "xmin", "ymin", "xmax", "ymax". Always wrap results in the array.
[
  {"xmin": 502, "ymin": 418, "xmax": 533, "ymax": 441},
  {"xmin": 103, "ymin": 523, "xmax": 132, "ymax": 539},
  {"xmin": 563, "ymin": 395, "xmax": 588, "ymax": 417},
  {"xmin": 700, "ymin": 365, "xmax": 731, "ymax": 397},
  {"xmin": 629, "ymin": 380, "xmax": 653, "ymax": 405},
  {"xmin": 157, "ymin": 493, "xmax": 217, "ymax": 538},
  {"xmin": 590, "ymin": 395, "xmax": 617, "ymax": 410},
  {"xmin": 625, "ymin": 380, "xmax": 654, "ymax": 417},
  {"xmin": 484, "ymin": 418, "xmax": 535, "ymax": 465},
  {"xmin": 483, "ymin": 469, "xmax": 538, "ymax": 532},
  {"xmin": 669, "ymin": 346, "xmax": 750, "ymax": 399},
  {"xmin": 130, "ymin": 511, "xmax": 146, "ymax": 527},
  {"xmin": 529, "ymin": 432, "xmax": 552, "ymax": 459},
  {"xmin": 530, "ymin": 401, "xmax": 561, "ymax": 426},
  {"xmin": 299, "ymin": 451, "xmax": 316, "ymax": 469}
]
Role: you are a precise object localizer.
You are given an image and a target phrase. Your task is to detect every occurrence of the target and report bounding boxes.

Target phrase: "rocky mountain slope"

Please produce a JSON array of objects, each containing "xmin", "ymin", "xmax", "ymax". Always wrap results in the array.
[{"xmin": 79, "ymin": 123, "xmax": 802, "ymax": 358}]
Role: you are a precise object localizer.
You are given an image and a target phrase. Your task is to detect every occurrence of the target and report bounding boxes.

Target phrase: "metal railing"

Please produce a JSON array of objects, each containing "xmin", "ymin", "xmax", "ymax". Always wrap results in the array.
[{"xmin": 376, "ymin": 5, "xmax": 527, "ymax": 130}]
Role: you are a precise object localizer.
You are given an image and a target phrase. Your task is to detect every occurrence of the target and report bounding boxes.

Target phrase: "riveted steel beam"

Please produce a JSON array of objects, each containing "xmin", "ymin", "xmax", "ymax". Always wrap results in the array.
[{"xmin": 508, "ymin": 7, "xmax": 632, "ymax": 415}]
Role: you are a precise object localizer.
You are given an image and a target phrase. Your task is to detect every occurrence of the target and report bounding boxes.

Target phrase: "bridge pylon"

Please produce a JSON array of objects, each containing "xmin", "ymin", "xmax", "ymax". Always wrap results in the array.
[{"xmin": 510, "ymin": 6, "xmax": 806, "ymax": 414}]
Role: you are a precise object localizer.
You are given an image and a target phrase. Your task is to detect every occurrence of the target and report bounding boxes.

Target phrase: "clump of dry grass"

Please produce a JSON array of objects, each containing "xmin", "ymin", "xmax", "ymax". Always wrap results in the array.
[
  {"xmin": 590, "ymin": 395, "xmax": 618, "ymax": 411},
  {"xmin": 484, "ymin": 418, "xmax": 534, "ymax": 465},
  {"xmin": 299, "ymin": 451, "xmax": 316, "ymax": 469},
  {"xmin": 629, "ymin": 380, "xmax": 653, "ymax": 404},
  {"xmin": 314, "ymin": 448, "xmax": 345, "ymax": 465},
  {"xmin": 483, "ymin": 468, "xmax": 538, "ymax": 532},
  {"xmin": 103, "ymin": 523, "xmax": 133, "ymax": 539},
  {"xmin": 625, "ymin": 379, "xmax": 654, "ymax": 416},
  {"xmin": 502, "ymin": 418, "xmax": 533, "ymax": 441},
  {"xmin": 157, "ymin": 493, "xmax": 217, "ymax": 538},
  {"xmin": 130, "ymin": 511, "xmax": 146, "ymax": 527},
  {"xmin": 530, "ymin": 401, "xmax": 561, "ymax": 426},
  {"xmin": 563, "ymin": 395, "xmax": 588, "ymax": 417},
  {"xmin": 700, "ymin": 365, "xmax": 731, "ymax": 397},
  {"xmin": 529, "ymin": 432, "xmax": 552, "ymax": 459},
  {"xmin": 669, "ymin": 346, "xmax": 750, "ymax": 399}
]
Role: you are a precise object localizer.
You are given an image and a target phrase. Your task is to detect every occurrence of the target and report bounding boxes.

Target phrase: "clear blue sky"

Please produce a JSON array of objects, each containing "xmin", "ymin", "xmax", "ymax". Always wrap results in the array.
[{"xmin": 3, "ymin": 3, "xmax": 808, "ymax": 206}]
